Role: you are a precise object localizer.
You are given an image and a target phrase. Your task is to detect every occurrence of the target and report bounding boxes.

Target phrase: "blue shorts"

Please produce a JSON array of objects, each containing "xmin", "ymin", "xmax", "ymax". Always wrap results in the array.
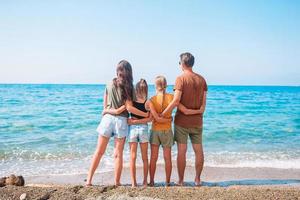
[
  {"xmin": 128, "ymin": 124, "xmax": 149, "ymax": 143},
  {"xmin": 96, "ymin": 114, "xmax": 128, "ymax": 138}
]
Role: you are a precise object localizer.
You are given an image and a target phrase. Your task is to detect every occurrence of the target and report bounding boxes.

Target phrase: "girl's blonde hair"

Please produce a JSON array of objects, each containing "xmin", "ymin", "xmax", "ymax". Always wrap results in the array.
[
  {"xmin": 136, "ymin": 79, "xmax": 148, "ymax": 99},
  {"xmin": 155, "ymin": 76, "xmax": 167, "ymax": 92},
  {"xmin": 155, "ymin": 76, "xmax": 167, "ymax": 112}
]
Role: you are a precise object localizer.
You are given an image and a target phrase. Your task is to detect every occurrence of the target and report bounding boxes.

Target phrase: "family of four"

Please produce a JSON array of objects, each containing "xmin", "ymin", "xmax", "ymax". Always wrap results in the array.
[{"xmin": 86, "ymin": 52, "xmax": 208, "ymax": 187}]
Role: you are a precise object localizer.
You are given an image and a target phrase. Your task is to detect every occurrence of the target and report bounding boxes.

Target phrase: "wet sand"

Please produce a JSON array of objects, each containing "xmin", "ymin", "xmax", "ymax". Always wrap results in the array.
[
  {"xmin": 1, "ymin": 165, "xmax": 300, "ymax": 200},
  {"xmin": 26, "ymin": 165, "xmax": 300, "ymax": 186}
]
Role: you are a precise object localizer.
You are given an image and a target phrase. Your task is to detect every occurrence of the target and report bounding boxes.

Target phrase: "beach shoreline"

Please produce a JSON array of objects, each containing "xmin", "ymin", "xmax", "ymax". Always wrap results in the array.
[
  {"xmin": 1, "ymin": 165, "xmax": 299, "ymax": 199},
  {"xmin": 24, "ymin": 165, "xmax": 300, "ymax": 187},
  {"xmin": 1, "ymin": 165, "xmax": 300, "ymax": 200}
]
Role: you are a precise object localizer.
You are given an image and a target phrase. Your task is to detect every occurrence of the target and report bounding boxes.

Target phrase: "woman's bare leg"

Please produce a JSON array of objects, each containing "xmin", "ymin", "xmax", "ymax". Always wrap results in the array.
[
  {"xmin": 163, "ymin": 147, "xmax": 172, "ymax": 186},
  {"xmin": 86, "ymin": 135, "xmax": 109, "ymax": 185},
  {"xmin": 114, "ymin": 137, "xmax": 126, "ymax": 186},
  {"xmin": 149, "ymin": 144, "xmax": 159, "ymax": 186},
  {"xmin": 140, "ymin": 142, "xmax": 149, "ymax": 186},
  {"xmin": 129, "ymin": 142, "xmax": 138, "ymax": 187}
]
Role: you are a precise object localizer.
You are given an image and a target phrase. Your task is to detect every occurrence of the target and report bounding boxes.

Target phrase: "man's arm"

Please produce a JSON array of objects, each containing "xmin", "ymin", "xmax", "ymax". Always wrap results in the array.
[
  {"xmin": 149, "ymin": 101, "xmax": 172, "ymax": 123},
  {"xmin": 125, "ymin": 100, "xmax": 149, "ymax": 118},
  {"xmin": 161, "ymin": 90, "xmax": 182, "ymax": 117},
  {"xmin": 177, "ymin": 103, "xmax": 200, "ymax": 115},
  {"xmin": 199, "ymin": 91, "xmax": 207, "ymax": 113},
  {"xmin": 177, "ymin": 92, "xmax": 207, "ymax": 115}
]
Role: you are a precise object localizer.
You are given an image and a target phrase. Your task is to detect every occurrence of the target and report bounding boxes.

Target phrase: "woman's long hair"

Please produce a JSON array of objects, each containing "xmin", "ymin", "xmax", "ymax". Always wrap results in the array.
[
  {"xmin": 113, "ymin": 60, "xmax": 134, "ymax": 103},
  {"xmin": 136, "ymin": 79, "xmax": 148, "ymax": 100}
]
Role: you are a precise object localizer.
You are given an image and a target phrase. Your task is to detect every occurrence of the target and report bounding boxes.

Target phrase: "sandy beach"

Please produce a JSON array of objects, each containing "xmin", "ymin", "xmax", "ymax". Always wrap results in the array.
[
  {"xmin": 1, "ymin": 165, "xmax": 300, "ymax": 200},
  {"xmin": 1, "ymin": 184, "xmax": 300, "ymax": 200}
]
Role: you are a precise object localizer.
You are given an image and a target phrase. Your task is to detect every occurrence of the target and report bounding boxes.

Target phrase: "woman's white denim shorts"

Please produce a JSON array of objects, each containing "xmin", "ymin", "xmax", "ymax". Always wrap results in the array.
[
  {"xmin": 96, "ymin": 114, "xmax": 128, "ymax": 138},
  {"xmin": 128, "ymin": 124, "xmax": 149, "ymax": 143}
]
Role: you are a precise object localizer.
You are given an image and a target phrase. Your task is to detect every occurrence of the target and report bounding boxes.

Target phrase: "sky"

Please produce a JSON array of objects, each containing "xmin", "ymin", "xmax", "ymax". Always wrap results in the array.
[{"xmin": 0, "ymin": 0, "xmax": 299, "ymax": 85}]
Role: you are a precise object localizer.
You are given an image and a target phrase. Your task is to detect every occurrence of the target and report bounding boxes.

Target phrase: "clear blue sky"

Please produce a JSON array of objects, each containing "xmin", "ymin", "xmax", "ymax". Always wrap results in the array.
[{"xmin": 0, "ymin": 0, "xmax": 299, "ymax": 85}]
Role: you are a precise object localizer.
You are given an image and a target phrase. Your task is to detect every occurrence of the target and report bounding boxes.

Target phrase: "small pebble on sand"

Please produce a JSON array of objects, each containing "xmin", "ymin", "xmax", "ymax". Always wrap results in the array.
[{"xmin": 19, "ymin": 193, "xmax": 27, "ymax": 200}]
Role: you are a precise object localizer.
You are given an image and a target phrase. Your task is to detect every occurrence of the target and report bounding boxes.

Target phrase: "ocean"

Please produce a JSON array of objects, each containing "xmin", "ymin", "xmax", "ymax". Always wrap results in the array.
[{"xmin": 0, "ymin": 84, "xmax": 299, "ymax": 177}]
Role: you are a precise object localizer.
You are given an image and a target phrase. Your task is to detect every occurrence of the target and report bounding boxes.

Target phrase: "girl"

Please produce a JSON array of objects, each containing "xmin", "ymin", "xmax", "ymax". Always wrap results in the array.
[
  {"xmin": 127, "ymin": 79, "xmax": 152, "ymax": 187},
  {"xmin": 86, "ymin": 60, "xmax": 149, "ymax": 186},
  {"xmin": 148, "ymin": 76, "xmax": 175, "ymax": 186}
]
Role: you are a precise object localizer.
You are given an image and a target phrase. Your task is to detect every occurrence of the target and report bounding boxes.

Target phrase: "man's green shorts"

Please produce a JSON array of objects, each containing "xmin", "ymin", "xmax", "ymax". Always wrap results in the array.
[
  {"xmin": 150, "ymin": 129, "xmax": 174, "ymax": 148},
  {"xmin": 174, "ymin": 125, "xmax": 203, "ymax": 144}
]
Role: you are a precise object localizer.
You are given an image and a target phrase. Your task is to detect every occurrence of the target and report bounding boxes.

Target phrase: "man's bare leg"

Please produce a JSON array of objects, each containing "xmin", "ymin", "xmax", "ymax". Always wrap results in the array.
[
  {"xmin": 192, "ymin": 143, "xmax": 204, "ymax": 185},
  {"xmin": 177, "ymin": 143, "xmax": 187, "ymax": 185}
]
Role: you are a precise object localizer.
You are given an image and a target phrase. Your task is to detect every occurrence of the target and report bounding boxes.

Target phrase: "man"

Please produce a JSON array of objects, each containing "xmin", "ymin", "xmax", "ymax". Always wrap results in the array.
[{"xmin": 161, "ymin": 52, "xmax": 207, "ymax": 186}]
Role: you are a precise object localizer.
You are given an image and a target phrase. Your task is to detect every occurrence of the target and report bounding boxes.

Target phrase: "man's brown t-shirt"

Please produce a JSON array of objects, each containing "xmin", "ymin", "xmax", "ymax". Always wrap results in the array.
[{"xmin": 174, "ymin": 72, "xmax": 208, "ymax": 128}]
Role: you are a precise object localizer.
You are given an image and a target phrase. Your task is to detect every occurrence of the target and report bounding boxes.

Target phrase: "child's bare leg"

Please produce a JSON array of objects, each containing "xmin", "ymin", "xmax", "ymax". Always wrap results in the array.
[
  {"xmin": 163, "ymin": 147, "xmax": 172, "ymax": 186},
  {"xmin": 149, "ymin": 144, "xmax": 159, "ymax": 186},
  {"xmin": 129, "ymin": 142, "xmax": 138, "ymax": 187},
  {"xmin": 140, "ymin": 142, "xmax": 149, "ymax": 186}
]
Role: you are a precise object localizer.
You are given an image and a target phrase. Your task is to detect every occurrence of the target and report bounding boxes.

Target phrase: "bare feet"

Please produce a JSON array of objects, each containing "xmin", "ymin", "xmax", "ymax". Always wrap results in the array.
[
  {"xmin": 131, "ymin": 183, "xmax": 137, "ymax": 187},
  {"xmin": 165, "ymin": 182, "xmax": 171, "ymax": 187},
  {"xmin": 115, "ymin": 182, "xmax": 122, "ymax": 187},
  {"xmin": 85, "ymin": 183, "xmax": 92, "ymax": 187},
  {"xmin": 175, "ymin": 181, "xmax": 184, "ymax": 186},
  {"xmin": 194, "ymin": 178, "xmax": 201, "ymax": 186},
  {"xmin": 142, "ymin": 181, "xmax": 148, "ymax": 187},
  {"xmin": 149, "ymin": 181, "xmax": 155, "ymax": 187}
]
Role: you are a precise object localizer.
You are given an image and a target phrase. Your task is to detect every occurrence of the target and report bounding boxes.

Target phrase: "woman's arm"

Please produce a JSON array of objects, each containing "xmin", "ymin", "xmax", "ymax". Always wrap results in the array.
[
  {"xmin": 102, "ymin": 90, "xmax": 126, "ymax": 115},
  {"xmin": 125, "ymin": 100, "xmax": 149, "ymax": 118},
  {"xmin": 145, "ymin": 100, "xmax": 150, "ymax": 111},
  {"xmin": 103, "ymin": 91, "xmax": 107, "ymax": 109},
  {"xmin": 102, "ymin": 91, "xmax": 108, "ymax": 115},
  {"xmin": 127, "ymin": 114, "xmax": 153, "ymax": 125},
  {"xmin": 149, "ymin": 101, "xmax": 172, "ymax": 123},
  {"xmin": 127, "ymin": 100, "xmax": 152, "ymax": 125},
  {"xmin": 103, "ymin": 105, "xmax": 126, "ymax": 115}
]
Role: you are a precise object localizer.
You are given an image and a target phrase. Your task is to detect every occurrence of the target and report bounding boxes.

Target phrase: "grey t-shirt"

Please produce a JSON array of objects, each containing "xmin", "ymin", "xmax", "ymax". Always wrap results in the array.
[{"xmin": 105, "ymin": 81, "xmax": 135, "ymax": 118}]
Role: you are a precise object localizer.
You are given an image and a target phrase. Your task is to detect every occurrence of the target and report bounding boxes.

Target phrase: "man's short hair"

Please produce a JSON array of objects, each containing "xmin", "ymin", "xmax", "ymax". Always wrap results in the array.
[{"xmin": 180, "ymin": 52, "xmax": 194, "ymax": 67}]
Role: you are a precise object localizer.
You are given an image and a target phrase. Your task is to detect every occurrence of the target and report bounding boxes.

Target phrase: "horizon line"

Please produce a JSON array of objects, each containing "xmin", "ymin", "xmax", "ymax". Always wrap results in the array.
[{"xmin": 0, "ymin": 83, "xmax": 299, "ymax": 87}]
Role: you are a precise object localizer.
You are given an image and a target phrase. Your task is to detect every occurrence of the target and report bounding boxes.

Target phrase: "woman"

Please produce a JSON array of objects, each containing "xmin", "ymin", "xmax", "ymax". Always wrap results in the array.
[{"xmin": 86, "ymin": 60, "xmax": 149, "ymax": 186}]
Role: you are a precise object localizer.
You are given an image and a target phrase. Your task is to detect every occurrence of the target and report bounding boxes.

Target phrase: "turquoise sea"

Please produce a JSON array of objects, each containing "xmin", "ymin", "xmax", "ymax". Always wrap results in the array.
[{"xmin": 0, "ymin": 84, "xmax": 299, "ymax": 176}]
